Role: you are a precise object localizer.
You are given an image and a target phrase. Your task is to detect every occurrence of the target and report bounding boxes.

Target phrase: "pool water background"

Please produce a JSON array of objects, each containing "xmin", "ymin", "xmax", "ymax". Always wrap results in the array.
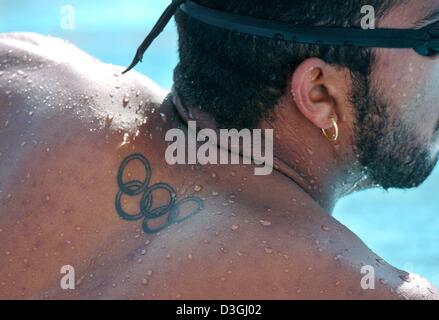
[{"xmin": 1, "ymin": 0, "xmax": 438, "ymax": 287}]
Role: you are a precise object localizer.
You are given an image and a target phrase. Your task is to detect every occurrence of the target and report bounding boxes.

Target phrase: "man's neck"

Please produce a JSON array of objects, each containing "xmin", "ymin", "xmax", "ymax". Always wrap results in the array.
[
  {"xmin": 261, "ymin": 113, "xmax": 368, "ymax": 213},
  {"xmin": 169, "ymin": 88, "xmax": 367, "ymax": 214},
  {"xmin": 271, "ymin": 146, "xmax": 367, "ymax": 213}
]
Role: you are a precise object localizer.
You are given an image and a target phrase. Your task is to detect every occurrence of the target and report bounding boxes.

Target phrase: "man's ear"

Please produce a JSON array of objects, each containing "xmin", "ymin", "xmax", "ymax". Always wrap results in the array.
[{"xmin": 291, "ymin": 58, "xmax": 340, "ymax": 130}]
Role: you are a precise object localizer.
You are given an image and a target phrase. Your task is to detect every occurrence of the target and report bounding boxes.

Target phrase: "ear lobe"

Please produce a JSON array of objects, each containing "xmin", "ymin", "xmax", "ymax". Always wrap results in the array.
[{"xmin": 291, "ymin": 58, "xmax": 337, "ymax": 130}]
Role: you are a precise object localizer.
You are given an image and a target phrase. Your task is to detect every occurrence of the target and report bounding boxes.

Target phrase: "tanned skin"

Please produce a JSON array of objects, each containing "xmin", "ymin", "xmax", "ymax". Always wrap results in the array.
[{"xmin": 1, "ymin": 0, "xmax": 439, "ymax": 300}]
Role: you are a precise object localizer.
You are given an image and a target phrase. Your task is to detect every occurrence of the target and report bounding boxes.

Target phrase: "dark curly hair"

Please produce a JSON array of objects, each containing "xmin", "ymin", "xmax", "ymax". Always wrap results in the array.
[{"xmin": 173, "ymin": 0, "xmax": 401, "ymax": 129}]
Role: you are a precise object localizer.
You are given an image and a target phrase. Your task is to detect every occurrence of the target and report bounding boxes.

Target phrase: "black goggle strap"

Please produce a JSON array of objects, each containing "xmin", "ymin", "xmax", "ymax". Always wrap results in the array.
[
  {"xmin": 123, "ymin": 0, "xmax": 438, "ymax": 74},
  {"xmin": 424, "ymin": 22, "xmax": 439, "ymax": 52},
  {"xmin": 181, "ymin": 1, "xmax": 434, "ymax": 53},
  {"xmin": 123, "ymin": 0, "xmax": 188, "ymax": 74}
]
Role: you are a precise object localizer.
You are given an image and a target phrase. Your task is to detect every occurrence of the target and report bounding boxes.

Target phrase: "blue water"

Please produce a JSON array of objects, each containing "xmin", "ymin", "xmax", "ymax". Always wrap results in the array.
[{"xmin": 2, "ymin": 0, "xmax": 438, "ymax": 287}]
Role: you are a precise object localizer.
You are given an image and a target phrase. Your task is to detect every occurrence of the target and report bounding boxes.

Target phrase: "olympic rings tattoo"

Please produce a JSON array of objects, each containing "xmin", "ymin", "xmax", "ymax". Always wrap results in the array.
[{"xmin": 115, "ymin": 153, "xmax": 204, "ymax": 234}]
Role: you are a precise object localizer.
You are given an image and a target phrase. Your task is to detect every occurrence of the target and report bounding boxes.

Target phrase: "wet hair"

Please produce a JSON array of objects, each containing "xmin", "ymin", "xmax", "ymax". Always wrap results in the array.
[{"xmin": 174, "ymin": 0, "xmax": 400, "ymax": 129}]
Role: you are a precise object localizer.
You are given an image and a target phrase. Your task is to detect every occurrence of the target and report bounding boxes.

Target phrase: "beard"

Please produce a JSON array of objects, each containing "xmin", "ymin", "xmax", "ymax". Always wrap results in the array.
[{"xmin": 352, "ymin": 74, "xmax": 439, "ymax": 190}]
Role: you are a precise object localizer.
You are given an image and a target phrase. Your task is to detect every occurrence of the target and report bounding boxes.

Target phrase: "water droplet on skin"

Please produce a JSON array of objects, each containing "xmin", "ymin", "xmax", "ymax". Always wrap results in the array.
[
  {"xmin": 4, "ymin": 120, "xmax": 9, "ymax": 128},
  {"xmin": 112, "ymin": 283, "xmax": 117, "ymax": 288},
  {"xmin": 28, "ymin": 111, "xmax": 33, "ymax": 116},
  {"xmin": 321, "ymin": 225, "xmax": 330, "ymax": 231},
  {"xmin": 74, "ymin": 226, "xmax": 81, "ymax": 232},
  {"xmin": 211, "ymin": 191, "xmax": 219, "ymax": 197},
  {"xmin": 259, "ymin": 220, "xmax": 272, "ymax": 227},
  {"xmin": 137, "ymin": 258, "xmax": 143, "ymax": 264},
  {"xmin": 193, "ymin": 185, "xmax": 202, "ymax": 192},
  {"xmin": 219, "ymin": 247, "xmax": 228, "ymax": 254},
  {"xmin": 105, "ymin": 114, "xmax": 114, "ymax": 127},
  {"xmin": 123, "ymin": 95, "xmax": 129, "ymax": 107},
  {"xmin": 231, "ymin": 224, "xmax": 239, "ymax": 231},
  {"xmin": 140, "ymin": 249, "xmax": 146, "ymax": 255},
  {"xmin": 220, "ymin": 277, "xmax": 227, "ymax": 282},
  {"xmin": 188, "ymin": 254, "xmax": 193, "ymax": 260},
  {"xmin": 333, "ymin": 254, "xmax": 343, "ymax": 261},
  {"xmin": 166, "ymin": 253, "xmax": 171, "ymax": 259},
  {"xmin": 264, "ymin": 247, "xmax": 273, "ymax": 254},
  {"xmin": 146, "ymin": 270, "xmax": 153, "ymax": 277},
  {"xmin": 160, "ymin": 113, "xmax": 167, "ymax": 123},
  {"xmin": 121, "ymin": 133, "xmax": 130, "ymax": 146},
  {"xmin": 236, "ymin": 251, "xmax": 245, "ymax": 257},
  {"xmin": 399, "ymin": 274, "xmax": 411, "ymax": 283},
  {"xmin": 176, "ymin": 293, "xmax": 182, "ymax": 299},
  {"xmin": 379, "ymin": 278, "xmax": 388, "ymax": 285}
]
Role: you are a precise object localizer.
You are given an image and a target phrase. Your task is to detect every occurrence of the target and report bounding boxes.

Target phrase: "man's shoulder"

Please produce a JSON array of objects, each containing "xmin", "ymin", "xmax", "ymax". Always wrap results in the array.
[
  {"xmin": 0, "ymin": 34, "xmax": 171, "ymax": 299},
  {"xmin": 0, "ymin": 32, "xmax": 167, "ymax": 153},
  {"xmin": 123, "ymin": 191, "xmax": 439, "ymax": 299},
  {"xmin": 0, "ymin": 32, "xmax": 167, "ymax": 101}
]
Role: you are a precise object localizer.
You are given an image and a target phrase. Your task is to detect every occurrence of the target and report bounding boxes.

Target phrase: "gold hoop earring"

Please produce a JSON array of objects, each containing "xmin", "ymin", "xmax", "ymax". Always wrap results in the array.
[{"xmin": 322, "ymin": 118, "xmax": 339, "ymax": 142}]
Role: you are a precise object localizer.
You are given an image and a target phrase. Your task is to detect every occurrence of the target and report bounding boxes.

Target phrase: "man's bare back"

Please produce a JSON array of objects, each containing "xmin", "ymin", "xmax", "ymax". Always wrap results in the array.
[{"xmin": 0, "ymin": 33, "xmax": 437, "ymax": 300}]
